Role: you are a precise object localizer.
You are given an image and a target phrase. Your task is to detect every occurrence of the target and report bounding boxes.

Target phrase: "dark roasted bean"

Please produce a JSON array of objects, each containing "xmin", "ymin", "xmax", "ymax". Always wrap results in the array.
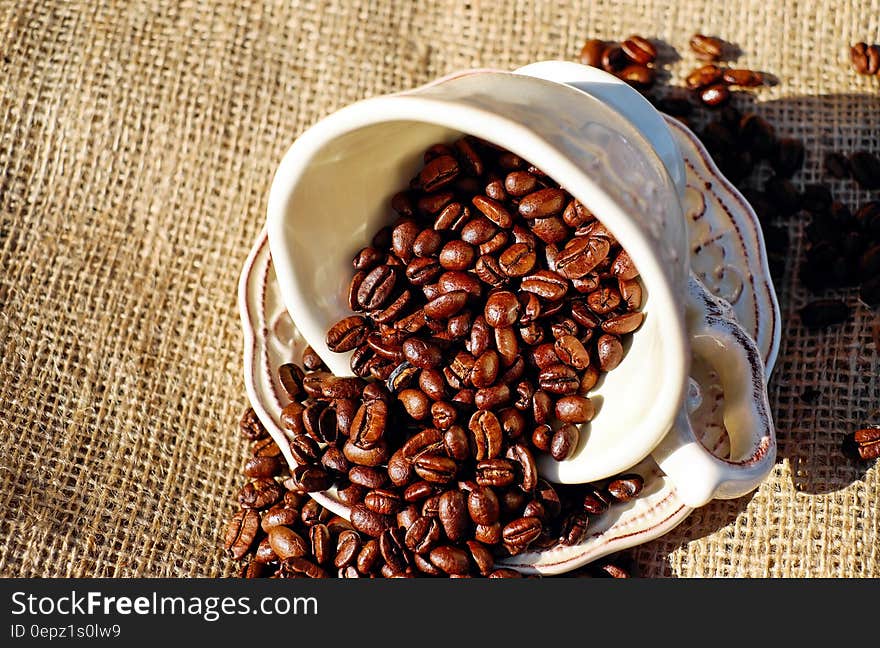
[
  {"xmin": 351, "ymin": 503, "xmax": 394, "ymax": 537},
  {"xmin": 578, "ymin": 38, "xmax": 607, "ymax": 67},
  {"xmin": 499, "ymin": 242, "xmax": 537, "ymax": 277},
  {"xmin": 327, "ymin": 315, "xmax": 370, "ymax": 352},
  {"xmin": 685, "ymin": 64, "xmax": 723, "ymax": 89},
  {"xmin": 502, "ymin": 516, "xmax": 542, "ymax": 550},
  {"xmin": 438, "ymin": 490, "xmax": 469, "ymax": 542},
  {"xmin": 420, "ymin": 154, "xmax": 460, "ymax": 192},
  {"xmin": 699, "ymin": 84, "xmax": 730, "ymax": 108},
  {"xmin": 468, "ymin": 410, "xmax": 504, "ymax": 460},
  {"xmin": 550, "ymin": 423, "xmax": 580, "ymax": 461},
  {"xmin": 539, "ymin": 363, "xmax": 580, "ymax": 395},
  {"xmin": 238, "ymin": 478, "xmax": 283, "ymax": 510},
  {"xmin": 601, "ymin": 311, "xmax": 645, "ymax": 335},
  {"xmin": 472, "ymin": 195, "xmax": 514, "ymax": 229},
  {"xmin": 268, "ymin": 526, "xmax": 308, "ymax": 560},
  {"xmin": 484, "ymin": 290, "xmax": 521, "ymax": 328},
  {"xmin": 689, "ymin": 33, "xmax": 724, "ymax": 60},
  {"xmin": 555, "ymin": 395, "xmax": 595, "ymax": 424},
  {"xmin": 722, "ymin": 68, "xmax": 764, "ymax": 87},
  {"xmin": 224, "ymin": 509, "xmax": 260, "ymax": 560},
  {"xmin": 607, "ymin": 474, "xmax": 644, "ymax": 501},
  {"xmin": 596, "ymin": 334, "xmax": 624, "ymax": 371},
  {"xmin": 521, "ymin": 270, "xmax": 568, "ymax": 301},
  {"xmin": 438, "ymin": 240, "xmax": 476, "ymax": 271},
  {"xmin": 518, "ymin": 188, "xmax": 567, "ymax": 219},
  {"xmin": 413, "ymin": 453, "xmax": 458, "ymax": 484}
]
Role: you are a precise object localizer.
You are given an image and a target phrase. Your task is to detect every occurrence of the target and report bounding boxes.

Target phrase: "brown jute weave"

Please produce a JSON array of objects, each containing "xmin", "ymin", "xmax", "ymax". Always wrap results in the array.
[{"xmin": 0, "ymin": 0, "xmax": 878, "ymax": 577}]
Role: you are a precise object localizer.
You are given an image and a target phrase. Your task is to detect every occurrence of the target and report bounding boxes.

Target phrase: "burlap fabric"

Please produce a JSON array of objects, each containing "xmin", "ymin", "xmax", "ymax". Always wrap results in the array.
[{"xmin": 1, "ymin": 0, "xmax": 878, "ymax": 578}]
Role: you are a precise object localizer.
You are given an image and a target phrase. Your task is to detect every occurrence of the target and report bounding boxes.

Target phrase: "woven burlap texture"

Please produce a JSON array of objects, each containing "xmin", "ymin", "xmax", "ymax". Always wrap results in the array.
[{"xmin": 1, "ymin": 0, "xmax": 878, "ymax": 577}]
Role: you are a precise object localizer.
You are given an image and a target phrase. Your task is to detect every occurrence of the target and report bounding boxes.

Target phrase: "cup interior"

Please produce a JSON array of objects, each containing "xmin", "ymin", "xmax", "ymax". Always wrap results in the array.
[{"xmin": 270, "ymin": 112, "xmax": 684, "ymax": 484}]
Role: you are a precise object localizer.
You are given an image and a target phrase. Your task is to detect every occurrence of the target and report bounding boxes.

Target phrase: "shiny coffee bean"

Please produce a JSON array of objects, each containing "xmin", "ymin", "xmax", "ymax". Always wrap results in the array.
[
  {"xmin": 550, "ymin": 423, "xmax": 580, "ymax": 461},
  {"xmin": 468, "ymin": 410, "xmax": 504, "ymax": 460},
  {"xmin": 438, "ymin": 490, "xmax": 469, "ymax": 542},
  {"xmin": 596, "ymin": 334, "xmax": 624, "ymax": 371},
  {"xmin": 326, "ymin": 316, "xmax": 370, "ymax": 352},
  {"xmin": 350, "ymin": 503, "xmax": 394, "ymax": 537},
  {"xmin": 521, "ymin": 270, "xmax": 568, "ymax": 301},
  {"xmin": 607, "ymin": 474, "xmax": 644, "ymax": 501},
  {"xmin": 439, "ymin": 240, "xmax": 476, "ymax": 270},
  {"xmin": 555, "ymin": 395, "xmax": 595, "ymax": 423}
]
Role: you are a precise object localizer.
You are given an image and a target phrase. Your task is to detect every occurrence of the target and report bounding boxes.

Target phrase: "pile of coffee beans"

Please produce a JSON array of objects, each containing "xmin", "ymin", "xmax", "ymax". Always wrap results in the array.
[
  {"xmin": 851, "ymin": 42, "xmax": 880, "ymax": 76},
  {"xmin": 226, "ymin": 407, "xmax": 637, "ymax": 578},
  {"xmin": 683, "ymin": 35, "xmax": 767, "ymax": 108},
  {"xmin": 578, "ymin": 34, "xmax": 659, "ymax": 88}
]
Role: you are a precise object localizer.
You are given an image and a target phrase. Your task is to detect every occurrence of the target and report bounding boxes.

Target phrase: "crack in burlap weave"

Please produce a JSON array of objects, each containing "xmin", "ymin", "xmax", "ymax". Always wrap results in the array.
[{"xmin": 1, "ymin": 0, "xmax": 878, "ymax": 577}]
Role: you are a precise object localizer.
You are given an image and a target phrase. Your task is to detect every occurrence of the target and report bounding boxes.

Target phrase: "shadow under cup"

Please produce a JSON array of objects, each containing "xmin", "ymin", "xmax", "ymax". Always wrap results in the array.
[{"xmin": 270, "ymin": 117, "xmax": 688, "ymax": 487}]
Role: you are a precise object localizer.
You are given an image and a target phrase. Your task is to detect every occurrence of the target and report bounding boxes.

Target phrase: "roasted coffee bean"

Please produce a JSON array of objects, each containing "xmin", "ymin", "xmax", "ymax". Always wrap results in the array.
[
  {"xmin": 521, "ymin": 269, "xmax": 568, "ymax": 301},
  {"xmin": 405, "ymin": 257, "xmax": 442, "ymax": 286},
  {"xmin": 850, "ymin": 151, "xmax": 880, "ymax": 190},
  {"xmin": 386, "ymin": 361, "xmax": 418, "ymax": 394},
  {"xmin": 300, "ymin": 498, "xmax": 327, "ymax": 527},
  {"xmin": 442, "ymin": 425, "xmax": 470, "ymax": 461},
  {"xmin": 619, "ymin": 279, "xmax": 643, "ymax": 311},
  {"xmin": 398, "ymin": 338, "xmax": 440, "ymax": 370},
  {"xmin": 538, "ymin": 363, "xmax": 579, "ymax": 395},
  {"xmin": 405, "ymin": 516, "xmax": 442, "ymax": 554},
  {"xmin": 364, "ymin": 489, "xmax": 403, "ymax": 516},
  {"xmin": 423, "ymin": 291, "xmax": 468, "ymax": 319},
  {"xmin": 424, "ymin": 143, "xmax": 454, "ymax": 162},
  {"xmin": 699, "ymin": 84, "xmax": 730, "ymax": 108},
  {"xmin": 268, "ymin": 526, "xmax": 308, "ymax": 560},
  {"xmin": 465, "ymin": 540, "xmax": 495, "ymax": 576},
  {"xmin": 689, "ymin": 33, "xmax": 724, "ymax": 60},
  {"xmin": 278, "ymin": 363, "xmax": 305, "ymax": 399},
  {"xmin": 469, "ymin": 410, "xmax": 504, "ymax": 460},
  {"xmin": 560, "ymin": 511, "xmax": 590, "ymax": 546},
  {"xmin": 431, "ymin": 400, "xmax": 458, "ymax": 430},
  {"xmin": 531, "ymin": 390, "xmax": 553, "ymax": 425},
  {"xmin": 351, "ymin": 503, "xmax": 394, "ymax": 537},
  {"xmin": 386, "ymin": 450, "xmax": 412, "ymax": 487},
  {"xmin": 252, "ymin": 436, "xmax": 282, "ymax": 458},
  {"xmin": 607, "ymin": 474, "xmax": 644, "ymax": 501},
  {"xmin": 413, "ymin": 453, "xmax": 458, "ymax": 483},
  {"xmin": 771, "ymin": 137, "xmax": 805, "ymax": 178},
  {"xmin": 504, "ymin": 444, "xmax": 537, "ymax": 492},
  {"xmin": 401, "ymin": 427, "xmax": 445, "ymax": 461},
  {"xmin": 618, "ymin": 63, "xmax": 655, "ymax": 87},
  {"xmin": 461, "ymin": 216, "xmax": 499, "ymax": 246},
  {"xmin": 438, "ymin": 490, "xmax": 469, "ymax": 542},
  {"xmin": 550, "ymin": 423, "xmax": 580, "ymax": 461},
  {"xmin": 556, "ymin": 236, "xmax": 610, "ymax": 279},
  {"xmin": 447, "ymin": 311, "xmax": 471, "ymax": 338},
  {"xmin": 280, "ymin": 405, "xmax": 306, "ymax": 436},
  {"xmin": 555, "ymin": 395, "xmax": 595, "ymax": 424},
  {"xmin": 468, "ymin": 350, "xmax": 499, "ymax": 389},
  {"xmin": 472, "ymin": 195, "xmax": 513, "ymax": 229},
  {"xmin": 334, "ymin": 530, "xmax": 362, "ymax": 569},
  {"xmin": 327, "ymin": 316, "xmax": 370, "ymax": 352},
  {"xmin": 474, "ymin": 255, "xmax": 507, "ymax": 287},
  {"xmin": 292, "ymin": 464, "xmax": 332, "ymax": 492},
  {"xmin": 438, "ymin": 271, "xmax": 482, "ymax": 299},
  {"xmin": 578, "ymin": 38, "xmax": 607, "ymax": 67},
  {"xmin": 320, "ymin": 376, "xmax": 363, "ymax": 400},
  {"xmin": 596, "ymin": 334, "xmax": 624, "ymax": 371},
  {"xmin": 320, "ymin": 446, "xmax": 350, "ymax": 475},
  {"xmin": 503, "ymin": 170, "xmax": 538, "ymax": 197},
  {"xmin": 356, "ymin": 539, "xmax": 381, "ymax": 574},
  {"xmin": 479, "ymin": 231, "xmax": 509, "ymax": 256},
  {"xmin": 350, "ymin": 398, "xmax": 388, "ymax": 447},
  {"xmin": 343, "ymin": 438, "xmax": 389, "ymax": 467},
  {"xmin": 799, "ymin": 299, "xmax": 851, "ymax": 329},
  {"xmin": 391, "ymin": 191, "xmax": 415, "ymax": 217},
  {"xmin": 489, "ymin": 327, "xmax": 515, "ymax": 369},
  {"xmin": 240, "ymin": 407, "xmax": 268, "ymax": 441},
  {"xmin": 582, "ymin": 488, "xmax": 610, "ymax": 515},
  {"xmin": 529, "ymin": 216, "xmax": 569, "ymax": 245},
  {"xmin": 379, "ymin": 528, "xmax": 410, "ymax": 573},
  {"xmin": 252, "ymin": 538, "xmax": 277, "ymax": 565},
  {"xmin": 850, "ymin": 42, "xmax": 875, "ymax": 75},
  {"xmin": 601, "ymin": 43, "xmax": 628, "ymax": 72},
  {"xmin": 403, "ymin": 480, "xmax": 439, "ymax": 504},
  {"xmin": 353, "ymin": 245, "xmax": 385, "ymax": 271},
  {"xmin": 398, "ymin": 388, "xmax": 431, "ymax": 421},
  {"xmin": 685, "ymin": 64, "xmax": 723, "ymax": 89},
  {"xmin": 561, "ymin": 201, "xmax": 592, "ymax": 230},
  {"xmin": 238, "ymin": 478, "xmax": 282, "ymax": 510},
  {"xmin": 610, "ymin": 249, "xmax": 638, "ymax": 280},
  {"xmin": 357, "ymin": 265, "xmax": 397, "ymax": 310},
  {"xmin": 531, "ymin": 343, "xmax": 559, "ymax": 370},
  {"xmin": 475, "ymin": 384, "xmax": 511, "ymax": 410},
  {"xmin": 498, "ymin": 242, "xmax": 537, "ymax": 277},
  {"xmin": 278, "ymin": 557, "xmax": 328, "ymax": 579},
  {"xmin": 825, "ymin": 152, "xmax": 851, "ymax": 179},
  {"xmin": 244, "ymin": 455, "xmax": 281, "ymax": 479},
  {"xmin": 418, "ymin": 368, "xmax": 448, "ymax": 401},
  {"xmin": 336, "ymin": 482, "xmax": 367, "ymax": 506},
  {"xmin": 397, "ymin": 504, "xmax": 421, "ymax": 531},
  {"xmin": 621, "ymin": 35, "xmax": 657, "ymax": 65},
  {"xmin": 722, "ymin": 68, "xmax": 764, "ymax": 86},
  {"xmin": 512, "ymin": 381, "xmax": 535, "ymax": 411},
  {"xmin": 502, "ymin": 516, "xmax": 542, "ymax": 550},
  {"xmin": 224, "ymin": 509, "xmax": 260, "ymax": 560},
  {"xmin": 497, "ymin": 407, "xmax": 526, "ymax": 439},
  {"xmin": 309, "ymin": 524, "xmax": 331, "ymax": 566},
  {"xmin": 438, "ymin": 240, "xmax": 476, "ymax": 271},
  {"xmin": 484, "ymin": 290, "xmax": 521, "ymax": 328},
  {"xmin": 518, "ymin": 188, "xmax": 567, "ymax": 219},
  {"xmin": 601, "ymin": 311, "xmax": 645, "ymax": 335},
  {"xmin": 519, "ymin": 322, "xmax": 544, "ymax": 346},
  {"xmin": 554, "ymin": 335, "xmax": 590, "ymax": 370},
  {"xmin": 467, "ymin": 486, "xmax": 500, "ymax": 526},
  {"xmin": 474, "ymin": 458, "xmax": 517, "ymax": 488},
  {"xmin": 843, "ymin": 427, "xmax": 880, "ymax": 461},
  {"xmin": 420, "ymin": 154, "xmax": 460, "ymax": 192}
]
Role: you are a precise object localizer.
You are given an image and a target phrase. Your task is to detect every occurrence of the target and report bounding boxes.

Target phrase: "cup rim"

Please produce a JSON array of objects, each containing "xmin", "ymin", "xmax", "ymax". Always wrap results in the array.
[{"xmin": 267, "ymin": 70, "xmax": 689, "ymax": 478}]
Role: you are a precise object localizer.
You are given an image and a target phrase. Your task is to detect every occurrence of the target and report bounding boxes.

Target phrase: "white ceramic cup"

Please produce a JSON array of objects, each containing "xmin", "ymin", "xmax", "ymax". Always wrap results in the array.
[{"xmin": 266, "ymin": 63, "xmax": 776, "ymax": 508}]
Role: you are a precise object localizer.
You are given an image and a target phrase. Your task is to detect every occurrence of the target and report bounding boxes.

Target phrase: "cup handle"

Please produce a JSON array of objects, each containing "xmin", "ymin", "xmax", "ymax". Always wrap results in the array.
[{"xmin": 651, "ymin": 276, "xmax": 776, "ymax": 508}]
